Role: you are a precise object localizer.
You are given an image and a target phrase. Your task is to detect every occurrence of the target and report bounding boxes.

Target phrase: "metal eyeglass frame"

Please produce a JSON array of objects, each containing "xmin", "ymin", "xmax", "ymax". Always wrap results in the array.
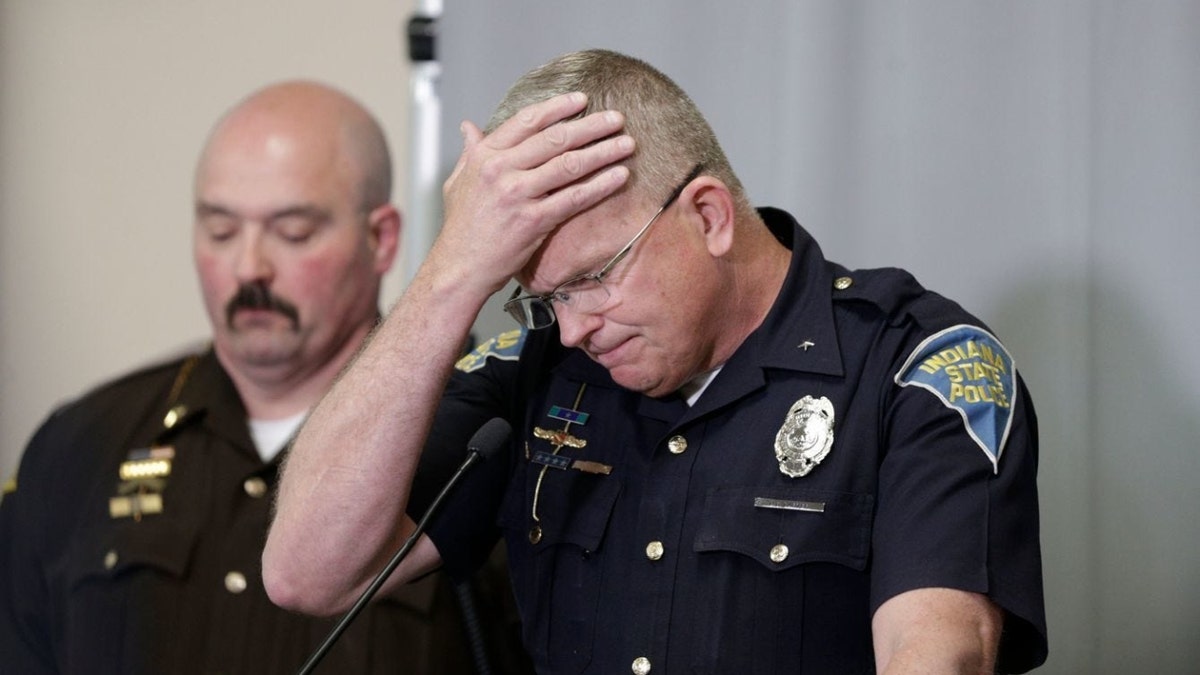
[{"xmin": 503, "ymin": 162, "xmax": 705, "ymax": 330}]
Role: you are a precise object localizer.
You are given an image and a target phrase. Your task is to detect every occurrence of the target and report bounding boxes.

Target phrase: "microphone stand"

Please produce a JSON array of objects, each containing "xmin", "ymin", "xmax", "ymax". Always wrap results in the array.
[{"xmin": 295, "ymin": 446, "xmax": 488, "ymax": 674}]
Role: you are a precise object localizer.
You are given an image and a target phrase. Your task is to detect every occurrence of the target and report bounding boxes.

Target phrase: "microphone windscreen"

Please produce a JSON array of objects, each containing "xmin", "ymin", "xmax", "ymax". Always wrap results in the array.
[{"xmin": 467, "ymin": 418, "xmax": 511, "ymax": 461}]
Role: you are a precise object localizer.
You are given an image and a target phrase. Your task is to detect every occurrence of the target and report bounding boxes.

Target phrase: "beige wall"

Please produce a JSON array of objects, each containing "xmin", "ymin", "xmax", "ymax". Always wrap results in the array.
[{"xmin": 1, "ymin": 0, "xmax": 417, "ymax": 479}]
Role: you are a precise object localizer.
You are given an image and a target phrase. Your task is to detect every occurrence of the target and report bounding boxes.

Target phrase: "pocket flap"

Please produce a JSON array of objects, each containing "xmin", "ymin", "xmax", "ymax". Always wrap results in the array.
[
  {"xmin": 66, "ymin": 517, "xmax": 197, "ymax": 589},
  {"xmin": 498, "ymin": 471, "xmax": 621, "ymax": 553},
  {"xmin": 694, "ymin": 485, "xmax": 873, "ymax": 571}
]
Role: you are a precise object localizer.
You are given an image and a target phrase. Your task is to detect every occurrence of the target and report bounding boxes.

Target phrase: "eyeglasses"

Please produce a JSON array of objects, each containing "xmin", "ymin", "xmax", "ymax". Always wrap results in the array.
[{"xmin": 504, "ymin": 163, "xmax": 705, "ymax": 330}]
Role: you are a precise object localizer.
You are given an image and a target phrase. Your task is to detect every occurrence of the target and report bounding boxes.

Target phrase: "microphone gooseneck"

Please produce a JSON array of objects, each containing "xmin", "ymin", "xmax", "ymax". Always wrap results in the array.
[{"xmin": 296, "ymin": 418, "xmax": 511, "ymax": 675}]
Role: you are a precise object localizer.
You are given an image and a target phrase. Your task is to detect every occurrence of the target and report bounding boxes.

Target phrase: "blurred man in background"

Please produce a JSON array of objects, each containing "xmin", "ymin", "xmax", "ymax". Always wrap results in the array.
[{"xmin": 1, "ymin": 80, "xmax": 528, "ymax": 674}]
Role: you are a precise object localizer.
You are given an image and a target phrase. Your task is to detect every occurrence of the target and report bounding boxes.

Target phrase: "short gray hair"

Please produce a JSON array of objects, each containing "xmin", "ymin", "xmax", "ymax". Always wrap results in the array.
[{"xmin": 487, "ymin": 49, "xmax": 752, "ymax": 215}]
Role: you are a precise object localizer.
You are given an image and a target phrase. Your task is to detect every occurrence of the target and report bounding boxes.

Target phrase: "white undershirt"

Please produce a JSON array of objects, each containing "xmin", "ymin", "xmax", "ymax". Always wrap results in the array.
[
  {"xmin": 247, "ymin": 411, "xmax": 307, "ymax": 462},
  {"xmin": 679, "ymin": 367, "xmax": 723, "ymax": 407}
]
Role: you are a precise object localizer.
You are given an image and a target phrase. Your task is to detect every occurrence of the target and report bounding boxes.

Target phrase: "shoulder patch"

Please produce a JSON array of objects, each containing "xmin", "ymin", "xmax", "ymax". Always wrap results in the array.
[
  {"xmin": 455, "ymin": 328, "xmax": 526, "ymax": 373},
  {"xmin": 894, "ymin": 324, "xmax": 1017, "ymax": 473}
]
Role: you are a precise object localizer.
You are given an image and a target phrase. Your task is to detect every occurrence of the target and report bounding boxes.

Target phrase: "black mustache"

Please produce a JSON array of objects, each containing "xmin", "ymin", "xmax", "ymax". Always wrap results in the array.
[{"xmin": 225, "ymin": 283, "xmax": 300, "ymax": 330}]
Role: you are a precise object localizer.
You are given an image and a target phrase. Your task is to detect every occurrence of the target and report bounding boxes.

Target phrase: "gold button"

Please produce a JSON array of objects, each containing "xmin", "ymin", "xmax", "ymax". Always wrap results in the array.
[
  {"xmin": 243, "ymin": 477, "xmax": 268, "ymax": 498},
  {"xmin": 163, "ymin": 404, "xmax": 188, "ymax": 429},
  {"xmin": 833, "ymin": 276, "xmax": 853, "ymax": 290},
  {"xmin": 645, "ymin": 541, "xmax": 664, "ymax": 561},
  {"xmin": 224, "ymin": 571, "xmax": 248, "ymax": 594},
  {"xmin": 103, "ymin": 549, "xmax": 119, "ymax": 570},
  {"xmin": 770, "ymin": 544, "xmax": 790, "ymax": 563},
  {"xmin": 529, "ymin": 525, "xmax": 542, "ymax": 544},
  {"xmin": 632, "ymin": 656, "xmax": 652, "ymax": 675},
  {"xmin": 667, "ymin": 435, "xmax": 688, "ymax": 455}
]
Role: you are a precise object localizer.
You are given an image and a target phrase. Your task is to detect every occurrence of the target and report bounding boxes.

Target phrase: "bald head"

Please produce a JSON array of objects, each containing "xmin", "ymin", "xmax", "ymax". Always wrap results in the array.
[
  {"xmin": 197, "ymin": 81, "xmax": 391, "ymax": 213},
  {"xmin": 190, "ymin": 81, "xmax": 401, "ymax": 411}
]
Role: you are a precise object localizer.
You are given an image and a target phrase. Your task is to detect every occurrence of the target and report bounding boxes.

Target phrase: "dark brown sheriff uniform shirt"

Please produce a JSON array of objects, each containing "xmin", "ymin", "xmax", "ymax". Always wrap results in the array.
[{"xmin": 0, "ymin": 349, "xmax": 529, "ymax": 674}]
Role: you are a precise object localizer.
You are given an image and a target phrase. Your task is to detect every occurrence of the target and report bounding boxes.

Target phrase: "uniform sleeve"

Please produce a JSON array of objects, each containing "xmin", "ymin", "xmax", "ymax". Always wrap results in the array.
[
  {"xmin": 406, "ymin": 331, "xmax": 522, "ymax": 520},
  {"xmin": 871, "ymin": 329, "xmax": 1047, "ymax": 672},
  {"xmin": 422, "ymin": 334, "xmax": 524, "ymax": 581}
]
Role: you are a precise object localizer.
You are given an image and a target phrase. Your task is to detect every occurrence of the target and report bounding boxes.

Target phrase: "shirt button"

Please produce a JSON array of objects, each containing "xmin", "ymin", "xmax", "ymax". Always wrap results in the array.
[
  {"xmin": 645, "ymin": 541, "xmax": 664, "ymax": 561},
  {"xmin": 243, "ymin": 477, "xmax": 268, "ymax": 498},
  {"xmin": 770, "ymin": 544, "xmax": 790, "ymax": 563},
  {"xmin": 834, "ymin": 276, "xmax": 853, "ymax": 290},
  {"xmin": 631, "ymin": 656, "xmax": 652, "ymax": 674},
  {"xmin": 103, "ymin": 549, "xmax": 119, "ymax": 570},
  {"xmin": 224, "ymin": 571, "xmax": 248, "ymax": 594},
  {"xmin": 667, "ymin": 435, "xmax": 688, "ymax": 455}
]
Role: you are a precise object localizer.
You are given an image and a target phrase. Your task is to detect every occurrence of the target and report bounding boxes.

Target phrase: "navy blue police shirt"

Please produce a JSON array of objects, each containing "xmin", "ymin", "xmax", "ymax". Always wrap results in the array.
[{"xmin": 431, "ymin": 207, "xmax": 1047, "ymax": 674}]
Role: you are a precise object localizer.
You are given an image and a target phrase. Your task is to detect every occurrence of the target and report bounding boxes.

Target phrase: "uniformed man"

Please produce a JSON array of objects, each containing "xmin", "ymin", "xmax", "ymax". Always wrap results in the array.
[
  {"xmin": 0, "ymin": 81, "xmax": 530, "ymax": 674},
  {"xmin": 265, "ymin": 50, "xmax": 1048, "ymax": 673}
]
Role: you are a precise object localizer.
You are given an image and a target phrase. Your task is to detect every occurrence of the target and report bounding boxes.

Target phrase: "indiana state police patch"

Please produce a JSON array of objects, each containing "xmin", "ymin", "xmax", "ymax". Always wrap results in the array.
[
  {"xmin": 894, "ymin": 324, "xmax": 1017, "ymax": 473},
  {"xmin": 455, "ymin": 328, "xmax": 526, "ymax": 373}
]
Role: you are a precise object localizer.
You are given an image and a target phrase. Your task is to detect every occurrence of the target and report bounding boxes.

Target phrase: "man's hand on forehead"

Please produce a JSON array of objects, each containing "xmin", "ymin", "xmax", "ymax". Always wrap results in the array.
[
  {"xmin": 497, "ymin": 94, "xmax": 627, "ymax": 179},
  {"xmin": 459, "ymin": 92, "xmax": 634, "ymax": 205},
  {"xmin": 434, "ymin": 93, "xmax": 635, "ymax": 296}
]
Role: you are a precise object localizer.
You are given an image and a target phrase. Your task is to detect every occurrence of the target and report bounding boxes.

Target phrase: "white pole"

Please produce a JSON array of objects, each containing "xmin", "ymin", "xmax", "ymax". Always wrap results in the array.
[{"xmin": 402, "ymin": 0, "xmax": 443, "ymax": 287}]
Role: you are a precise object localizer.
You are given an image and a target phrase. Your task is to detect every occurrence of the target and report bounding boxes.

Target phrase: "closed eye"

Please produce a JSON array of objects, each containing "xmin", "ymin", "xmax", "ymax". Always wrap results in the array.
[
  {"xmin": 270, "ymin": 213, "xmax": 323, "ymax": 243},
  {"xmin": 197, "ymin": 213, "xmax": 239, "ymax": 241}
]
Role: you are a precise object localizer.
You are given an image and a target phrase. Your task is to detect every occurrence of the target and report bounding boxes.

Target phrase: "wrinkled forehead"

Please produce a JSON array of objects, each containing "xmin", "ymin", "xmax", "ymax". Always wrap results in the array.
[{"xmin": 515, "ymin": 190, "xmax": 646, "ymax": 293}]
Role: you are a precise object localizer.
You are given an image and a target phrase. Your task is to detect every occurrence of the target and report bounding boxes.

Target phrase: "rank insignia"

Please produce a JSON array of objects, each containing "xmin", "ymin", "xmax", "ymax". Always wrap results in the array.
[
  {"xmin": 774, "ymin": 395, "xmax": 836, "ymax": 478},
  {"xmin": 894, "ymin": 324, "xmax": 1016, "ymax": 473}
]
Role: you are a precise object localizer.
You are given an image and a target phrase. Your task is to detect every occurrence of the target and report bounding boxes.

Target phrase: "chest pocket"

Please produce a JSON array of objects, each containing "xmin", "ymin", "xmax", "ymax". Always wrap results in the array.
[
  {"xmin": 53, "ymin": 515, "xmax": 198, "ymax": 667},
  {"xmin": 63, "ymin": 515, "xmax": 198, "ymax": 591},
  {"xmin": 686, "ymin": 486, "xmax": 875, "ymax": 673},
  {"xmin": 695, "ymin": 485, "xmax": 873, "ymax": 569},
  {"xmin": 498, "ymin": 466, "xmax": 621, "ymax": 673}
]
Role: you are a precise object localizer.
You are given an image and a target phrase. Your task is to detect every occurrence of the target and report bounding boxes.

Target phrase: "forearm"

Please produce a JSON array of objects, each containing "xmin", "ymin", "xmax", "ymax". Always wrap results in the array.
[
  {"xmin": 878, "ymin": 638, "xmax": 996, "ymax": 675},
  {"xmin": 263, "ymin": 91, "xmax": 633, "ymax": 614},
  {"xmin": 872, "ymin": 588, "xmax": 1002, "ymax": 675},
  {"xmin": 263, "ymin": 260, "xmax": 487, "ymax": 614}
]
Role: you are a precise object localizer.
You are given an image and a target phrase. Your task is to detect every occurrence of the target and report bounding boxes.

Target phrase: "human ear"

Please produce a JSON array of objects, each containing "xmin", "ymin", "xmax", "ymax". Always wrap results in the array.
[
  {"xmin": 683, "ymin": 177, "xmax": 736, "ymax": 258},
  {"xmin": 367, "ymin": 203, "xmax": 401, "ymax": 273}
]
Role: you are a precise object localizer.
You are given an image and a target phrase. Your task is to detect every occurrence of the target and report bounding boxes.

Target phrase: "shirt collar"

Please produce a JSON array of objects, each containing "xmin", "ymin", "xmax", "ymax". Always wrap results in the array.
[
  {"xmin": 743, "ymin": 207, "xmax": 845, "ymax": 378},
  {"xmin": 544, "ymin": 207, "xmax": 846, "ymax": 401},
  {"xmin": 156, "ymin": 348, "xmax": 258, "ymax": 458}
]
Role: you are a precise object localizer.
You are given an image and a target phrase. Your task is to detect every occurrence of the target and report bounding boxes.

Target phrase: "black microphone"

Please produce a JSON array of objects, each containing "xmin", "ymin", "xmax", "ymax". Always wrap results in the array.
[{"xmin": 296, "ymin": 417, "xmax": 511, "ymax": 675}]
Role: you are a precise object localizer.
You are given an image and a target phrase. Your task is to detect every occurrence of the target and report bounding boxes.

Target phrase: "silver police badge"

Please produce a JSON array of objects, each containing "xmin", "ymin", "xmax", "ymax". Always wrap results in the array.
[{"xmin": 774, "ymin": 395, "xmax": 836, "ymax": 478}]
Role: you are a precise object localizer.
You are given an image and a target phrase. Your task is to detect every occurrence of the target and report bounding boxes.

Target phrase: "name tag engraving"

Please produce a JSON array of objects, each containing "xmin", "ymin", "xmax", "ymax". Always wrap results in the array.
[{"xmin": 753, "ymin": 497, "xmax": 825, "ymax": 513}]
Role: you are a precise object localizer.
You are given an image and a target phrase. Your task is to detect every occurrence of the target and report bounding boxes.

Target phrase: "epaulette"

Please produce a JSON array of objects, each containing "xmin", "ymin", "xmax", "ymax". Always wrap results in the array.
[
  {"xmin": 828, "ymin": 265, "xmax": 929, "ymax": 325},
  {"xmin": 828, "ymin": 265, "xmax": 1014, "ymax": 470}
]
